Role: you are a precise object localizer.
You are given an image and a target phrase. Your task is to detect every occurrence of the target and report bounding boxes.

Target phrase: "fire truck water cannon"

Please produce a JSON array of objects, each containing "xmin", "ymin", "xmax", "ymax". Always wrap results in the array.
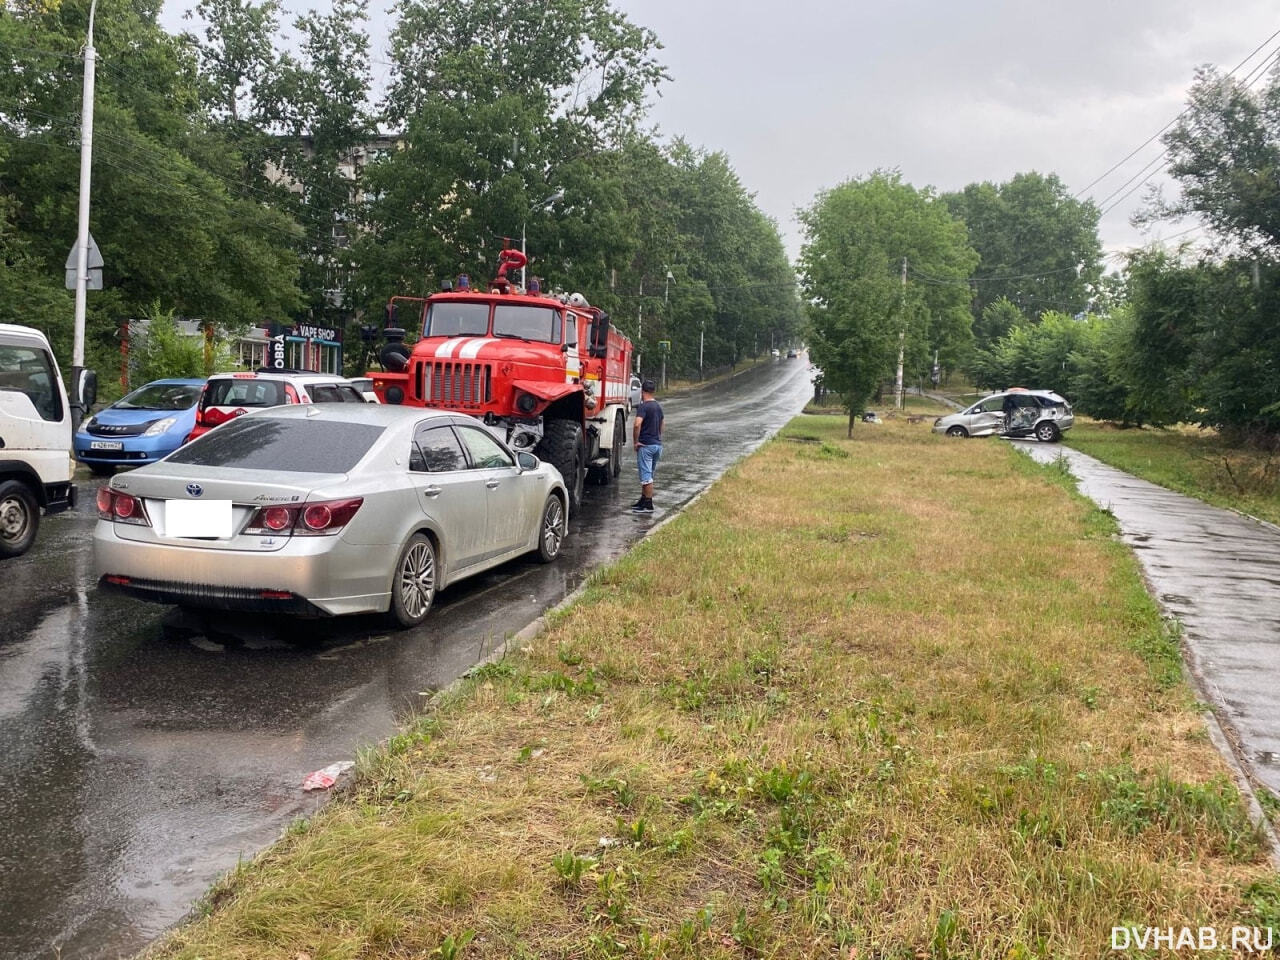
[{"xmin": 367, "ymin": 250, "xmax": 635, "ymax": 515}]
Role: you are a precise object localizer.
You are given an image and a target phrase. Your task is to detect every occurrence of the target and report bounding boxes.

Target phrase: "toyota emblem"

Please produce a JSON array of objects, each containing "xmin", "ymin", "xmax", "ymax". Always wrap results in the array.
[{"xmin": 186, "ymin": 483, "xmax": 204, "ymax": 498}]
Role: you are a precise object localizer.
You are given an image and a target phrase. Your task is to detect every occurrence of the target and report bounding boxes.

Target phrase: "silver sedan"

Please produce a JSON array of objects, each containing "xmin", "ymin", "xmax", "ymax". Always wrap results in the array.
[{"xmin": 93, "ymin": 404, "xmax": 569, "ymax": 627}]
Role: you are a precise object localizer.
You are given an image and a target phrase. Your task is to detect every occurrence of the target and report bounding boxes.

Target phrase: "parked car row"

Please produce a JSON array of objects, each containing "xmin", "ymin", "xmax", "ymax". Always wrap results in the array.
[{"xmin": 75, "ymin": 369, "xmax": 375, "ymax": 475}]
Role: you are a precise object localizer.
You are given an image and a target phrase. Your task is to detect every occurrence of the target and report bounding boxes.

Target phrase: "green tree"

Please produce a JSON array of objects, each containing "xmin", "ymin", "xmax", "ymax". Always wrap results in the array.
[
  {"xmin": 130, "ymin": 303, "xmax": 209, "ymax": 383},
  {"xmin": 799, "ymin": 171, "xmax": 977, "ymax": 436},
  {"xmin": 271, "ymin": 0, "xmax": 374, "ymax": 336},
  {"xmin": 1150, "ymin": 67, "xmax": 1280, "ymax": 254},
  {"xmin": 1067, "ymin": 307, "xmax": 1132, "ymax": 424},
  {"xmin": 0, "ymin": 0, "xmax": 302, "ymax": 372},
  {"xmin": 943, "ymin": 172, "xmax": 1102, "ymax": 339},
  {"xmin": 974, "ymin": 297, "xmax": 1027, "ymax": 347},
  {"xmin": 354, "ymin": 0, "xmax": 666, "ymax": 316}
]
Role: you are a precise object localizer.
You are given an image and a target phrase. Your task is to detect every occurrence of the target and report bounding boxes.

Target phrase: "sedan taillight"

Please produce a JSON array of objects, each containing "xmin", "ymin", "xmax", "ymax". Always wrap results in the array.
[
  {"xmin": 96, "ymin": 487, "xmax": 151, "ymax": 526},
  {"xmin": 244, "ymin": 498, "xmax": 363, "ymax": 537}
]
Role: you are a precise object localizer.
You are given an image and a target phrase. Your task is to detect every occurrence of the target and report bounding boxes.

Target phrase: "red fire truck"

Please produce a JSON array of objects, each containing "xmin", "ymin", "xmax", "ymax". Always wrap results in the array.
[{"xmin": 369, "ymin": 250, "xmax": 633, "ymax": 514}]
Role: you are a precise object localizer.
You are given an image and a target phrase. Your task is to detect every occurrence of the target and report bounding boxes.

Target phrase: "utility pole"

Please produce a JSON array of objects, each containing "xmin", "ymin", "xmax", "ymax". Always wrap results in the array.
[
  {"xmin": 635, "ymin": 278, "xmax": 643, "ymax": 373},
  {"xmin": 894, "ymin": 257, "xmax": 907, "ymax": 410},
  {"xmin": 71, "ymin": 0, "xmax": 99, "ymax": 427},
  {"xmin": 699, "ymin": 320, "xmax": 705, "ymax": 380}
]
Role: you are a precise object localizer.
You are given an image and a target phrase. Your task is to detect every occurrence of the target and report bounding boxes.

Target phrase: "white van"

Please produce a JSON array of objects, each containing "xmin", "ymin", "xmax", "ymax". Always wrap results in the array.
[{"xmin": 0, "ymin": 324, "xmax": 78, "ymax": 558}]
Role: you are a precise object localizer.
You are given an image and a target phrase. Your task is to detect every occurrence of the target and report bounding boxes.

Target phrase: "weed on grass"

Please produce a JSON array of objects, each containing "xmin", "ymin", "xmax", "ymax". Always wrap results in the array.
[{"xmin": 151, "ymin": 414, "xmax": 1275, "ymax": 960}]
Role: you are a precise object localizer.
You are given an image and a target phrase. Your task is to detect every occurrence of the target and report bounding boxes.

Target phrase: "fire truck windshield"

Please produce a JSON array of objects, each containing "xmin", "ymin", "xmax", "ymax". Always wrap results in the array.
[
  {"xmin": 494, "ymin": 304, "xmax": 562, "ymax": 344},
  {"xmin": 425, "ymin": 301, "xmax": 489, "ymax": 337}
]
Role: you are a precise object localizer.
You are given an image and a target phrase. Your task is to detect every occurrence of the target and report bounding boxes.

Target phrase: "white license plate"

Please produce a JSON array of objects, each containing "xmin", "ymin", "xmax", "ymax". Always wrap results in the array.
[
  {"xmin": 90, "ymin": 441, "xmax": 123, "ymax": 450},
  {"xmin": 165, "ymin": 499, "xmax": 233, "ymax": 538}
]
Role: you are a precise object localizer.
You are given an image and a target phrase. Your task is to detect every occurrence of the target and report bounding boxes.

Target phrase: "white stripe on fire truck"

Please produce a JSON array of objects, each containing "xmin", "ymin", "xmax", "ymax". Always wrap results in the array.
[
  {"xmin": 458, "ymin": 338, "xmax": 498, "ymax": 359},
  {"xmin": 434, "ymin": 337, "xmax": 472, "ymax": 358}
]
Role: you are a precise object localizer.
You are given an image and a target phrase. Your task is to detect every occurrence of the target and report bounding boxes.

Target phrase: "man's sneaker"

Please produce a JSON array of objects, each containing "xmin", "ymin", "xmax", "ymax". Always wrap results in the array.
[
  {"xmin": 631, "ymin": 498, "xmax": 654, "ymax": 513},
  {"xmin": 628, "ymin": 497, "xmax": 646, "ymax": 510}
]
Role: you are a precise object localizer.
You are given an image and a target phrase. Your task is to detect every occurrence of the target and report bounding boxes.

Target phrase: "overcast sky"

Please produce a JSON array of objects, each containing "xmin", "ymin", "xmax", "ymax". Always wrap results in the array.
[
  {"xmin": 165, "ymin": 0, "xmax": 1279, "ymax": 265},
  {"xmin": 607, "ymin": 0, "xmax": 1279, "ymax": 262}
]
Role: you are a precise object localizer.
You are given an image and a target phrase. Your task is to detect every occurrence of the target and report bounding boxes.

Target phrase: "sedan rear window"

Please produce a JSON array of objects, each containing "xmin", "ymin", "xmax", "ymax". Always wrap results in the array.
[
  {"xmin": 168, "ymin": 418, "xmax": 384, "ymax": 473},
  {"xmin": 203, "ymin": 378, "xmax": 286, "ymax": 408}
]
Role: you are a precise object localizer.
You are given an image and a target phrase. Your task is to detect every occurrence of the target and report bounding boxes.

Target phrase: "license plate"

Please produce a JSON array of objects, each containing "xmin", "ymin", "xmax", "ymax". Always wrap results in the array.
[
  {"xmin": 165, "ymin": 499, "xmax": 233, "ymax": 538},
  {"xmin": 90, "ymin": 440, "xmax": 123, "ymax": 450}
]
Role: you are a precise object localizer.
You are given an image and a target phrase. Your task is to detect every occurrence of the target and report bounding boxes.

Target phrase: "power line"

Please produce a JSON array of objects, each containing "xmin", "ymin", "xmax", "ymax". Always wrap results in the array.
[
  {"xmin": 1075, "ymin": 25, "xmax": 1280, "ymax": 201},
  {"xmin": 908, "ymin": 264, "xmax": 1082, "ymax": 285},
  {"xmin": 1097, "ymin": 45, "xmax": 1280, "ymax": 220}
]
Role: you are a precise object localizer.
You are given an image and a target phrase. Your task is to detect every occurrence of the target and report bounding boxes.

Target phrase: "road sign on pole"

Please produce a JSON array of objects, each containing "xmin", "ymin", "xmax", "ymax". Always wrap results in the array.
[{"xmin": 65, "ymin": 233, "xmax": 104, "ymax": 291}]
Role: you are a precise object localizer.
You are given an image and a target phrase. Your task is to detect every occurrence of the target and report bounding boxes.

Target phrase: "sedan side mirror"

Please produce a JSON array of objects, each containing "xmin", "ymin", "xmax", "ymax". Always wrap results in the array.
[{"xmin": 517, "ymin": 451, "xmax": 539, "ymax": 472}]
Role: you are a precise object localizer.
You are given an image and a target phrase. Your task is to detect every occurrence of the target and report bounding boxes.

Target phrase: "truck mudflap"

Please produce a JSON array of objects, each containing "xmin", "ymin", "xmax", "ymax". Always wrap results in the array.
[{"xmin": 43, "ymin": 481, "xmax": 75, "ymax": 514}]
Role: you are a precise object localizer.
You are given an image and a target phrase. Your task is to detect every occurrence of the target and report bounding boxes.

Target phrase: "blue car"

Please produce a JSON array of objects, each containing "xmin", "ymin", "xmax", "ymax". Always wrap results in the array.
[{"xmin": 74, "ymin": 378, "xmax": 206, "ymax": 476}]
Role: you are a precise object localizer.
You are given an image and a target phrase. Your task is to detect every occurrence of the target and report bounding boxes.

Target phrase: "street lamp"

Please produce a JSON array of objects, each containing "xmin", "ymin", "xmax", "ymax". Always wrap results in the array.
[{"xmin": 522, "ymin": 189, "xmax": 564, "ymax": 290}]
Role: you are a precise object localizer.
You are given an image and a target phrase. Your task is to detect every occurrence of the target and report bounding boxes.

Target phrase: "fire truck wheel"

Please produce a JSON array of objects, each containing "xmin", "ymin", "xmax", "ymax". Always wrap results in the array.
[
  {"xmin": 538, "ymin": 420, "xmax": 585, "ymax": 515},
  {"xmin": 611, "ymin": 413, "xmax": 625, "ymax": 478}
]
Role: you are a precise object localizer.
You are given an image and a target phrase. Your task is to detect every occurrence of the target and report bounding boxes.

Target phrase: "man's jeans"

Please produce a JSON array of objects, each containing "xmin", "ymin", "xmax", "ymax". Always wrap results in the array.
[{"xmin": 637, "ymin": 443, "xmax": 662, "ymax": 484}]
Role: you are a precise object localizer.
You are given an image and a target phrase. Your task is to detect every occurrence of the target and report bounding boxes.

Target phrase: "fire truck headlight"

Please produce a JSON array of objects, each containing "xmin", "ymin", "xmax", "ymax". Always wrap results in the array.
[
  {"xmin": 516, "ymin": 392, "xmax": 537, "ymax": 414},
  {"xmin": 385, "ymin": 386, "xmax": 404, "ymax": 405}
]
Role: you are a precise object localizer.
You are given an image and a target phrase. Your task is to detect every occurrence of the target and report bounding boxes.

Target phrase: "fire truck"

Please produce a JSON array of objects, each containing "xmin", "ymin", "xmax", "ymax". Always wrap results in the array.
[{"xmin": 369, "ymin": 249, "xmax": 633, "ymax": 514}]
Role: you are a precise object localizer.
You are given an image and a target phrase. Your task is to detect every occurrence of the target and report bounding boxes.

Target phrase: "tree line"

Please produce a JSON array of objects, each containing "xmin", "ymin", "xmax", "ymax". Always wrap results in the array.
[
  {"xmin": 801, "ymin": 68, "xmax": 1280, "ymax": 444},
  {"xmin": 0, "ymin": 0, "xmax": 804, "ymax": 386}
]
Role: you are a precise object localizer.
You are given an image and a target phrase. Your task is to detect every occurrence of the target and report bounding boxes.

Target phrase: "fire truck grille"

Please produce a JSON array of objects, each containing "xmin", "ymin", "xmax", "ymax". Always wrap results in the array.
[{"xmin": 421, "ymin": 362, "xmax": 492, "ymax": 407}]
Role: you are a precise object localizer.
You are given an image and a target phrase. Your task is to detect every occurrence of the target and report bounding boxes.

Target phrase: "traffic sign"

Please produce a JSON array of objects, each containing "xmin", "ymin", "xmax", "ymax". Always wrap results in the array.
[{"xmin": 65, "ymin": 233, "xmax": 104, "ymax": 291}]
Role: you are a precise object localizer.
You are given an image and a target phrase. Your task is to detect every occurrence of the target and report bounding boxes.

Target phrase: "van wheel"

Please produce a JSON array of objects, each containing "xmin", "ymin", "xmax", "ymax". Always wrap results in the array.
[
  {"xmin": 1035, "ymin": 421, "xmax": 1061, "ymax": 442},
  {"xmin": 0, "ymin": 480, "xmax": 39, "ymax": 559},
  {"xmin": 387, "ymin": 533, "xmax": 436, "ymax": 627}
]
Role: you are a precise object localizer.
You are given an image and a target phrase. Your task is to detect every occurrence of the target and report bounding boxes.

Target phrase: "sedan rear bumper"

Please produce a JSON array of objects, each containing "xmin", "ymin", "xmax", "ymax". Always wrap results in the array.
[
  {"xmin": 99, "ymin": 575, "xmax": 328, "ymax": 615},
  {"xmin": 93, "ymin": 523, "xmax": 392, "ymax": 616}
]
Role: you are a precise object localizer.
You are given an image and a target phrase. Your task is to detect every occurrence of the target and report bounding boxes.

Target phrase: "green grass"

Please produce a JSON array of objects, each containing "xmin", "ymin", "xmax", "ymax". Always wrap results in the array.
[
  {"xmin": 1065, "ymin": 419, "xmax": 1280, "ymax": 526},
  {"xmin": 151, "ymin": 416, "xmax": 1275, "ymax": 960}
]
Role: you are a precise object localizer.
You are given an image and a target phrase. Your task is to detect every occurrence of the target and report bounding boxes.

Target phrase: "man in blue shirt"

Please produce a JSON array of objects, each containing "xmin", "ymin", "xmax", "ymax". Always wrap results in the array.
[{"xmin": 630, "ymin": 379, "xmax": 663, "ymax": 513}]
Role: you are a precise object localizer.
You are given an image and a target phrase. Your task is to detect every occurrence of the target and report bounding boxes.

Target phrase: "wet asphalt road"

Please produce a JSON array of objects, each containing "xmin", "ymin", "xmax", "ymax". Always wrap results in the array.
[
  {"xmin": 0, "ymin": 357, "xmax": 816, "ymax": 960},
  {"xmin": 1016, "ymin": 441, "xmax": 1280, "ymax": 798}
]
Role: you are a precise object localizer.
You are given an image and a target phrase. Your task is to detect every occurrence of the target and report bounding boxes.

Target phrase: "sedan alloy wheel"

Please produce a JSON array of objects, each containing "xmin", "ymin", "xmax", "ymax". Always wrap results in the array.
[
  {"xmin": 390, "ymin": 533, "xmax": 437, "ymax": 626},
  {"xmin": 537, "ymin": 494, "xmax": 565, "ymax": 563}
]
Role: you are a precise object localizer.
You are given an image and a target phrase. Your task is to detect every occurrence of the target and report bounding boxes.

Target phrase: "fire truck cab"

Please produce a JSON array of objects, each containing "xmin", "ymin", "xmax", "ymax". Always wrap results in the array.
[{"xmin": 370, "ymin": 256, "xmax": 633, "ymax": 515}]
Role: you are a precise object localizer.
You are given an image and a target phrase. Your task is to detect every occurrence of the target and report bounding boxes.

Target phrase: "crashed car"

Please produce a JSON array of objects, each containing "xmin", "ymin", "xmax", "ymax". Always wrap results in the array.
[{"xmin": 933, "ymin": 389, "xmax": 1074, "ymax": 442}]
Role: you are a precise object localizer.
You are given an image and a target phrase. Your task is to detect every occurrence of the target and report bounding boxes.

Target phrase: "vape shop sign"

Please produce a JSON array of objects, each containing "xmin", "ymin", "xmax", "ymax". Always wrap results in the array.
[{"xmin": 268, "ymin": 323, "xmax": 342, "ymax": 369}]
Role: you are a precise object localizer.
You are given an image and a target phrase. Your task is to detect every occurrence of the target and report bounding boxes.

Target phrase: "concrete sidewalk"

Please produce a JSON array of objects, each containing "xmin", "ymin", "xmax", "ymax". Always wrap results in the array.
[{"xmin": 1017, "ymin": 441, "xmax": 1280, "ymax": 802}]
